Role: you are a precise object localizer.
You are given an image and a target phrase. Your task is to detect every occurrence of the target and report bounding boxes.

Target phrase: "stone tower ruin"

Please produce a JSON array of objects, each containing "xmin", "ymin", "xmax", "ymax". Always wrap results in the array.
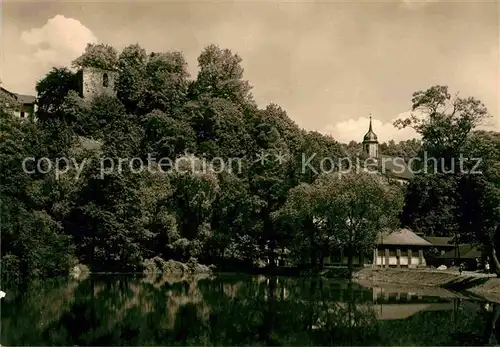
[{"xmin": 77, "ymin": 67, "xmax": 118, "ymax": 100}]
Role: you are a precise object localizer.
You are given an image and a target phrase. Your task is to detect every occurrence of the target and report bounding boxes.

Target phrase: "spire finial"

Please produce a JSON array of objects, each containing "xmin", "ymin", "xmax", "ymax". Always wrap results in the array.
[{"xmin": 368, "ymin": 113, "xmax": 373, "ymax": 131}]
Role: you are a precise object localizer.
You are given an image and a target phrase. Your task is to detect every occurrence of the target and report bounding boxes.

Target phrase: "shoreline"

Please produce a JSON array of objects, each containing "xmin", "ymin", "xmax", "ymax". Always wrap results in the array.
[
  {"xmin": 353, "ymin": 267, "xmax": 500, "ymax": 303},
  {"xmin": 66, "ymin": 262, "xmax": 500, "ymax": 303}
]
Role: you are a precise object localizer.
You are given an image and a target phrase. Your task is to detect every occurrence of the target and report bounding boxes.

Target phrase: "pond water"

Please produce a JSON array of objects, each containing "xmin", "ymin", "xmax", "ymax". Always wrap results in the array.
[{"xmin": 1, "ymin": 273, "xmax": 498, "ymax": 346}]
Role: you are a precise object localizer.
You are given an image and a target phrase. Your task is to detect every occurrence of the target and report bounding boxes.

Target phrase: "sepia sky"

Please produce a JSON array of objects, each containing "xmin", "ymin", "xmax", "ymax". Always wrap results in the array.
[{"xmin": 1, "ymin": 0, "xmax": 499, "ymax": 143}]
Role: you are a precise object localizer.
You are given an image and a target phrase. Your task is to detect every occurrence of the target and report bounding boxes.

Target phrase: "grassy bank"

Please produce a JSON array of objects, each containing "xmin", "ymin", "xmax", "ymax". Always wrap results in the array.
[{"xmin": 353, "ymin": 267, "xmax": 500, "ymax": 302}]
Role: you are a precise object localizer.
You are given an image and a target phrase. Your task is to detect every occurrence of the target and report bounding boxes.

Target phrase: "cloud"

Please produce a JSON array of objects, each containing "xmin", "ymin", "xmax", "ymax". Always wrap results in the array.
[
  {"xmin": 20, "ymin": 15, "xmax": 97, "ymax": 68},
  {"xmin": 321, "ymin": 113, "xmax": 421, "ymax": 144}
]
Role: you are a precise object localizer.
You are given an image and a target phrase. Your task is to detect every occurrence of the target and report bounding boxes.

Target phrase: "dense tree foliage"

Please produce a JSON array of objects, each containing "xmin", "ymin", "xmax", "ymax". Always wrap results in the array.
[
  {"xmin": 1, "ymin": 43, "xmax": 498, "ymax": 281},
  {"xmin": 379, "ymin": 139, "xmax": 422, "ymax": 162},
  {"xmin": 346, "ymin": 139, "xmax": 422, "ymax": 162},
  {"xmin": 72, "ymin": 43, "xmax": 119, "ymax": 71},
  {"xmin": 35, "ymin": 67, "xmax": 79, "ymax": 121},
  {"xmin": 396, "ymin": 85, "xmax": 499, "ymax": 275},
  {"xmin": 276, "ymin": 172, "xmax": 403, "ymax": 273},
  {"xmin": 2, "ymin": 43, "xmax": 351, "ymax": 279}
]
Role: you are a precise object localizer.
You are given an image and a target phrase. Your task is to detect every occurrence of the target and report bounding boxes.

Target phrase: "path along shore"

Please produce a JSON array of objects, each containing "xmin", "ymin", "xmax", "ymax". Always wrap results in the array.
[{"xmin": 353, "ymin": 267, "xmax": 500, "ymax": 303}]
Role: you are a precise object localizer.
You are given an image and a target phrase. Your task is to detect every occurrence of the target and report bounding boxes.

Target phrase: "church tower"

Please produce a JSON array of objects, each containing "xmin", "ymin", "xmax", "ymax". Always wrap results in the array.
[{"xmin": 362, "ymin": 115, "xmax": 378, "ymax": 158}]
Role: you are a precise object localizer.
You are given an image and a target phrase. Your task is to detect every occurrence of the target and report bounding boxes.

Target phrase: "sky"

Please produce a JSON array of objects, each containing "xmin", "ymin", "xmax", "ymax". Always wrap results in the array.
[{"xmin": 1, "ymin": 0, "xmax": 499, "ymax": 143}]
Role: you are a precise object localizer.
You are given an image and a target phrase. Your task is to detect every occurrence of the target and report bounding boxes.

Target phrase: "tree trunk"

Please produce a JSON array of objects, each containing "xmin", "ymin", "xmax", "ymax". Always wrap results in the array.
[
  {"xmin": 483, "ymin": 304, "xmax": 500, "ymax": 345},
  {"xmin": 265, "ymin": 213, "xmax": 277, "ymax": 272},
  {"xmin": 319, "ymin": 250, "xmax": 324, "ymax": 270},
  {"xmin": 310, "ymin": 277, "xmax": 317, "ymax": 297},
  {"xmin": 268, "ymin": 242, "xmax": 276, "ymax": 271},
  {"xmin": 490, "ymin": 243, "xmax": 500, "ymax": 278},
  {"xmin": 310, "ymin": 248, "xmax": 317, "ymax": 269},
  {"xmin": 347, "ymin": 245, "xmax": 353, "ymax": 278},
  {"xmin": 260, "ymin": 277, "xmax": 277, "ymax": 344},
  {"xmin": 309, "ymin": 220, "xmax": 317, "ymax": 268},
  {"xmin": 347, "ymin": 278, "xmax": 354, "ymax": 345},
  {"xmin": 347, "ymin": 229, "xmax": 354, "ymax": 277}
]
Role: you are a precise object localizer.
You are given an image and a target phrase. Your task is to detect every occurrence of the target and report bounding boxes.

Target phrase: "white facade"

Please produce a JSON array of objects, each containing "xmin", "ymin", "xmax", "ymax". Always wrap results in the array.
[{"xmin": 374, "ymin": 255, "xmax": 425, "ymax": 267}]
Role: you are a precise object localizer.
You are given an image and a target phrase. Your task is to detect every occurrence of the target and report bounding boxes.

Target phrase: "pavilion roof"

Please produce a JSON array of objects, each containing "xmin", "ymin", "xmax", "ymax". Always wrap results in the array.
[
  {"xmin": 377, "ymin": 228, "xmax": 433, "ymax": 246},
  {"xmin": 422, "ymin": 236, "xmax": 456, "ymax": 247}
]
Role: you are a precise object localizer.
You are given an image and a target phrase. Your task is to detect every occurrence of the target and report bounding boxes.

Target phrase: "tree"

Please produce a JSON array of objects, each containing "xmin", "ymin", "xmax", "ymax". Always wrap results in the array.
[
  {"xmin": 379, "ymin": 139, "xmax": 422, "ymax": 162},
  {"xmin": 65, "ymin": 161, "xmax": 156, "ymax": 271},
  {"xmin": 456, "ymin": 130, "xmax": 500, "ymax": 276},
  {"xmin": 277, "ymin": 172, "xmax": 404, "ymax": 274},
  {"xmin": 0, "ymin": 113, "xmax": 75, "ymax": 281},
  {"xmin": 166, "ymin": 154, "xmax": 220, "ymax": 261},
  {"xmin": 116, "ymin": 43, "xmax": 148, "ymax": 114},
  {"xmin": 245, "ymin": 106, "xmax": 297, "ymax": 269},
  {"xmin": 138, "ymin": 51, "xmax": 190, "ymax": 115},
  {"xmin": 72, "ymin": 43, "xmax": 118, "ymax": 71},
  {"xmin": 58, "ymin": 90, "xmax": 90, "ymax": 135},
  {"xmin": 457, "ymin": 174, "xmax": 500, "ymax": 276},
  {"xmin": 273, "ymin": 182, "xmax": 324, "ymax": 267},
  {"xmin": 115, "ymin": 45, "xmax": 191, "ymax": 116},
  {"xmin": 465, "ymin": 131, "xmax": 500, "ymax": 187},
  {"xmin": 79, "ymin": 94, "xmax": 128, "ymax": 139},
  {"xmin": 344, "ymin": 140, "xmax": 362, "ymax": 158},
  {"xmin": 185, "ymin": 96, "xmax": 250, "ymax": 159},
  {"xmin": 141, "ymin": 109, "xmax": 197, "ymax": 159},
  {"xmin": 210, "ymin": 172, "xmax": 263, "ymax": 266},
  {"xmin": 394, "ymin": 85, "xmax": 489, "ymax": 169},
  {"xmin": 292, "ymin": 131, "xmax": 344, "ymax": 185},
  {"xmin": 401, "ymin": 173, "xmax": 459, "ymax": 236},
  {"xmin": 35, "ymin": 67, "xmax": 79, "ymax": 120},
  {"xmin": 191, "ymin": 44, "xmax": 255, "ymax": 107},
  {"xmin": 397, "ymin": 86, "xmax": 492, "ymax": 244},
  {"xmin": 1, "ymin": 204, "xmax": 74, "ymax": 280},
  {"xmin": 322, "ymin": 172, "xmax": 403, "ymax": 275}
]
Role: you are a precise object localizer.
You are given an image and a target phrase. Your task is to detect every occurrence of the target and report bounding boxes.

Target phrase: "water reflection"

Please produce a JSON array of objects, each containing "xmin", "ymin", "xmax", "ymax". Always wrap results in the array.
[{"xmin": 1, "ymin": 274, "xmax": 497, "ymax": 346}]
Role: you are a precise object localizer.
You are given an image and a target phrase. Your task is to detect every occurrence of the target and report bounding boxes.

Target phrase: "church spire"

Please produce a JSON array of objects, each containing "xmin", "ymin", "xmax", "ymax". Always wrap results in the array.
[
  {"xmin": 363, "ymin": 114, "xmax": 377, "ymax": 142},
  {"xmin": 362, "ymin": 113, "xmax": 378, "ymax": 158}
]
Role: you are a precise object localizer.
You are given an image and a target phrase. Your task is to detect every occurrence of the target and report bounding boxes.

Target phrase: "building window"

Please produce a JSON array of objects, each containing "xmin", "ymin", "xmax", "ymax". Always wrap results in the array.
[
  {"xmin": 20, "ymin": 111, "xmax": 25, "ymax": 118},
  {"xmin": 103, "ymin": 73, "xmax": 109, "ymax": 87}
]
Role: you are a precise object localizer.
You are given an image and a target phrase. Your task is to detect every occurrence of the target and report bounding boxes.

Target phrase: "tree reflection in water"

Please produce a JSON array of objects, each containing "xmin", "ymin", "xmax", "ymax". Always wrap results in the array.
[{"xmin": 0, "ymin": 274, "xmax": 494, "ymax": 346}]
